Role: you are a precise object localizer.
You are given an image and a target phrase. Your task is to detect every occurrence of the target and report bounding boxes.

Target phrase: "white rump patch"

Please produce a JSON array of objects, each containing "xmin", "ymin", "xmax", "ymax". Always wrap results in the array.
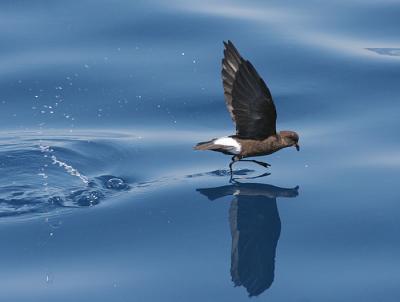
[{"xmin": 214, "ymin": 137, "xmax": 241, "ymax": 154}]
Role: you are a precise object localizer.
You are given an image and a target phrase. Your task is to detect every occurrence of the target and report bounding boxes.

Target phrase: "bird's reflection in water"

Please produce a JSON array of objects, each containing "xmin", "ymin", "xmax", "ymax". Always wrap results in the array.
[{"xmin": 197, "ymin": 182, "xmax": 299, "ymax": 297}]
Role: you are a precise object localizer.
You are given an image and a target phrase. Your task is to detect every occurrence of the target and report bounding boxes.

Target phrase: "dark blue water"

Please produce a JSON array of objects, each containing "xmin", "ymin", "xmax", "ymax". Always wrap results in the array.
[{"xmin": 1, "ymin": 1, "xmax": 400, "ymax": 301}]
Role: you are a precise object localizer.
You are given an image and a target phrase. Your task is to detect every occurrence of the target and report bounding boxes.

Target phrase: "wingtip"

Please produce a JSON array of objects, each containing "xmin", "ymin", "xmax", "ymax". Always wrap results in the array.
[
  {"xmin": 223, "ymin": 40, "xmax": 241, "ymax": 59},
  {"xmin": 223, "ymin": 40, "xmax": 233, "ymax": 47},
  {"xmin": 228, "ymin": 40, "xmax": 237, "ymax": 50}
]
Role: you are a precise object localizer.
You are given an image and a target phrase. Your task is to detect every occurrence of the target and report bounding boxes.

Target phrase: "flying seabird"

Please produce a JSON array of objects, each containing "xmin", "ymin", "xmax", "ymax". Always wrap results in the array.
[{"xmin": 194, "ymin": 41, "xmax": 300, "ymax": 172}]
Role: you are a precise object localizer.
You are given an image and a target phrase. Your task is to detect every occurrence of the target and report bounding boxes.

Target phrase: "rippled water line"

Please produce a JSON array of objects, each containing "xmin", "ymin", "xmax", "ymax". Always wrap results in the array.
[
  {"xmin": 39, "ymin": 145, "xmax": 89, "ymax": 185},
  {"xmin": 178, "ymin": 1, "xmax": 400, "ymax": 59}
]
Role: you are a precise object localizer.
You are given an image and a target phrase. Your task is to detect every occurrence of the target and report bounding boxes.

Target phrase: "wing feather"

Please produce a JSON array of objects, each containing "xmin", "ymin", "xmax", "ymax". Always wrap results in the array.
[{"xmin": 222, "ymin": 41, "xmax": 277, "ymax": 139}]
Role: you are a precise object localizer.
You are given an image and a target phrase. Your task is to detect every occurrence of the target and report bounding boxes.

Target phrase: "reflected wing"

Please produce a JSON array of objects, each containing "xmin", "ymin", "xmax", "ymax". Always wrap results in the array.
[
  {"xmin": 222, "ymin": 41, "xmax": 277, "ymax": 139},
  {"xmin": 229, "ymin": 196, "xmax": 281, "ymax": 296}
]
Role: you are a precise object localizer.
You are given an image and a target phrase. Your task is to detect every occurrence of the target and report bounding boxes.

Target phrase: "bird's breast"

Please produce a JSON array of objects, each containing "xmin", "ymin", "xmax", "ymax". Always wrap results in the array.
[{"xmin": 237, "ymin": 137, "xmax": 282, "ymax": 158}]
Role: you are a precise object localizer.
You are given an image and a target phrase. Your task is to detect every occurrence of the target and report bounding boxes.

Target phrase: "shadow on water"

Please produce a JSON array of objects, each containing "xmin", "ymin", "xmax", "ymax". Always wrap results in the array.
[{"xmin": 197, "ymin": 182, "xmax": 299, "ymax": 297}]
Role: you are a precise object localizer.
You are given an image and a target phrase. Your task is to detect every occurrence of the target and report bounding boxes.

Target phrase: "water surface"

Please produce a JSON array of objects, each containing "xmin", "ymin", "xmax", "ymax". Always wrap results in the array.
[{"xmin": 0, "ymin": 0, "xmax": 399, "ymax": 301}]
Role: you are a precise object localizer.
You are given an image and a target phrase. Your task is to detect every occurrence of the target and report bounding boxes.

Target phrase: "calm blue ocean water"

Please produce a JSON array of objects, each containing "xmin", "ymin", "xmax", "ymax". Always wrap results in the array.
[{"xmin": 0, "ymin": 1, "xmax": 400, "ymax": 301}]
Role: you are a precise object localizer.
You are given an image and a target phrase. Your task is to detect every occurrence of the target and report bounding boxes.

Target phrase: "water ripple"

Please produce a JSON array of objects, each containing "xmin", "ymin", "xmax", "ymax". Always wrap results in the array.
[
  {"xmin": 366, "ymin": 48, "xmax": 400, "ymax": 57},
  {"xmin": 0, "ymin": 134, "xmax": 131, "ymax": 220}
]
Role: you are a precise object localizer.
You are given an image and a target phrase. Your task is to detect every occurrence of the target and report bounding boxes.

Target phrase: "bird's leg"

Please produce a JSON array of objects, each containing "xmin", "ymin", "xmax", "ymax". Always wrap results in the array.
[
  {"xmin": 238, "ymin": 159, "xmax": 271, "ymax": 168},
  {"xmin": 229, "ymin": 156, "xmax": 236, "ymax": 175},
  {"xmin": 229, "ymin": 155, "xmax": 241, "ymax": 182},
  {"xmin": 229, "ymin": 175, "xmax": 238, "ymax": 184},
  {"xmin": 243, "ymin": 172, "xmax": 271, "ymax": 180}
]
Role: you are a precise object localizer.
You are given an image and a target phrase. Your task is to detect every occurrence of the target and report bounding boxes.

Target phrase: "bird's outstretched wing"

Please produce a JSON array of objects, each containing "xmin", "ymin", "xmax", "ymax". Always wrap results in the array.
[{"xmin": 222, "ymin": 40, "xmax": 277, "ymax": 139}]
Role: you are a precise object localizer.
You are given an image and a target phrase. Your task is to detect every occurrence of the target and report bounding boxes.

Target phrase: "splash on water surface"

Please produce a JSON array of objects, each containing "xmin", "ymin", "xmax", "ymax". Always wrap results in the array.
[{"xmin": 0, "ymin": 133, "xmax": 131, "ymax": 220}]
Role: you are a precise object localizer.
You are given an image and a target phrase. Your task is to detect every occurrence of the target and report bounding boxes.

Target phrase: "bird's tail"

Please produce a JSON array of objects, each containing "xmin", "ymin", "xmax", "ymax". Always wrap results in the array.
[
  {"xmin": 193, "ymin": 139, "xmax": 217, "ymax": 150},
  {"xmin": 194, "ymin": 138, "xmax": 237, "ymax": 155}
]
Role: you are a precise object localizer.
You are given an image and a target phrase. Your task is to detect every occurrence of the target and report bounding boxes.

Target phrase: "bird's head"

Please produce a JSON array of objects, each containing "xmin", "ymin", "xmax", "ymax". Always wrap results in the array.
[{"xmin": 280, "ymin": 131, "xmax": 300, "ymax": 151}]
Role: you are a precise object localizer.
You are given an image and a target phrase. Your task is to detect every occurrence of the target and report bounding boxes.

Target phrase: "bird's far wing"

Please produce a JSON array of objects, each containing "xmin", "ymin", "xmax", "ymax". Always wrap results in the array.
[{"xmin": 222, "ymin": 41, "xmax": 277, "ymax": 139}]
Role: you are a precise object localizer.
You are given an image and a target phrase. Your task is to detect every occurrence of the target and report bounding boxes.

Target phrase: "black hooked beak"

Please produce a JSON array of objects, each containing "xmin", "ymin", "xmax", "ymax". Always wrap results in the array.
[{"xmin": 295, "ymin": 143, "xmax": 300, "ymax": 151}]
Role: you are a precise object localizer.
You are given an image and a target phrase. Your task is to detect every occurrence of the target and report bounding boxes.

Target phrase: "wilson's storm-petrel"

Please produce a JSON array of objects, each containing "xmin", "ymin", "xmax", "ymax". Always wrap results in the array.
[{"xmin": 194, "ymin": 41, "xmax": 300, "ymax": 172}]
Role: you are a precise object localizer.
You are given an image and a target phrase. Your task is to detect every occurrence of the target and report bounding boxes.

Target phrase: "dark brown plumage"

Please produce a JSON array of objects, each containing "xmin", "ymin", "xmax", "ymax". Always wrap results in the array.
[
  {"xmin": 195, "ymin": 40, "xmax": 300, "ymax": 171},
  {"xmin": 222, "ymin": 40, "xmax": 277, "ymax": 139}
]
